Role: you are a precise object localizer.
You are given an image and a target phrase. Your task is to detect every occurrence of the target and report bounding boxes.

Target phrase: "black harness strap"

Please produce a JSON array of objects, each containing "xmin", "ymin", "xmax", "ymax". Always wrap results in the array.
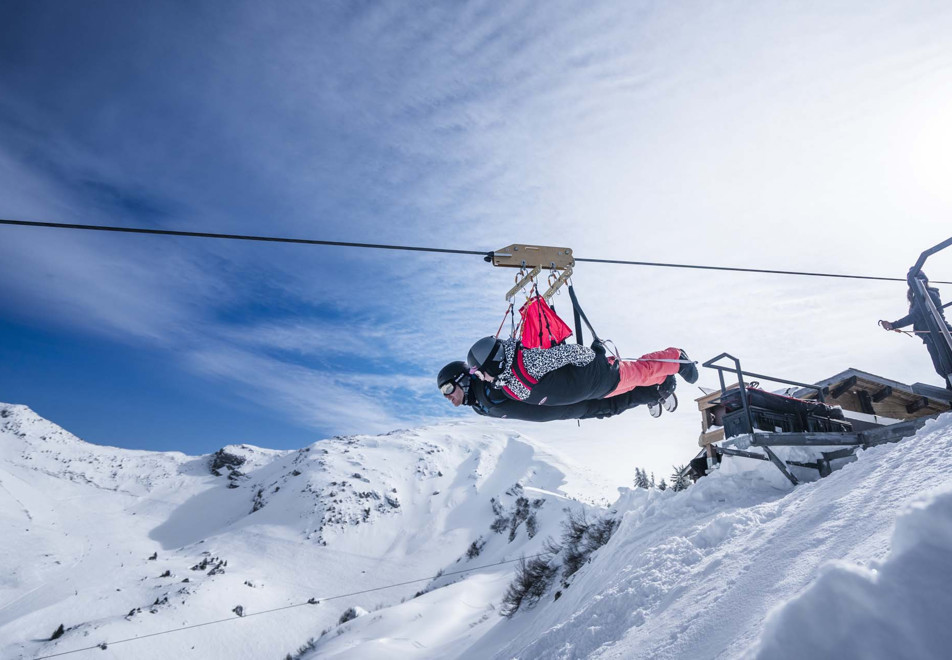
[{"xmin": 568, "ymin": 284, "xmax": 601, "ymax": 345}]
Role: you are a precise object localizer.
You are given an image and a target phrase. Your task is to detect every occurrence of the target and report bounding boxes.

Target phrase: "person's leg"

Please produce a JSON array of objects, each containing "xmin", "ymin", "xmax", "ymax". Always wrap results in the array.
[
  {"xmin": 606, "ymin": 347, "xmax": 681, "ymax": 396},
  {"xmin": 580, "ymin": 384, "xmax": 662, "ymax": 419},
  {"xmin": 923, "ymin": 336, "xmax": 952, "ymax": 385}
]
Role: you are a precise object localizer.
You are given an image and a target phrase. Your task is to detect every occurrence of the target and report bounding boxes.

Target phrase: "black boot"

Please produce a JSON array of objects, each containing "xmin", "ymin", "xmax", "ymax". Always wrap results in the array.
[
  {"xmin": 658, "ymin": 375, "xmax": 677, "ymax": 397},
  {"xmin": 678, "ymin": 350, "xmax": 698, "ymax": 384}
]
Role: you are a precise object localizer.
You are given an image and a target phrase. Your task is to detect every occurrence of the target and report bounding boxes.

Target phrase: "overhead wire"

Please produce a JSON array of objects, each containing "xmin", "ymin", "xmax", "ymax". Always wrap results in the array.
[
  {"xmin": 33, "ymin": 552, "xmax": 549, "ymax": 659},
  {"xmin": 2, "ymin": 218, "xmax": 948, "ymax": 284}
]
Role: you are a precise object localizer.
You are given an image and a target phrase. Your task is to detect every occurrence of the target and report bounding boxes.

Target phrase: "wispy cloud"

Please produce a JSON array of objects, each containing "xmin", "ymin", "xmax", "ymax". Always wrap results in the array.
[
  {"xmin": 184, "ymin": 344, "xmax": 438, "ymax": 435},
  {"xmin": 2, "ymin": 0, "xmax": 952, "ymax": 443}
]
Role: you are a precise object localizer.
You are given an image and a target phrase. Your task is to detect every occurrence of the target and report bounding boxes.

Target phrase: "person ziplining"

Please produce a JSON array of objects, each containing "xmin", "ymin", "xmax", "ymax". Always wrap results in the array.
[
  {"xmin": 438, "ymin": 360, "xmax": 679, "ymax": 422},
  {"xmin": 437, "ymin": 243, "xmax": 698, "ymax": 422}
]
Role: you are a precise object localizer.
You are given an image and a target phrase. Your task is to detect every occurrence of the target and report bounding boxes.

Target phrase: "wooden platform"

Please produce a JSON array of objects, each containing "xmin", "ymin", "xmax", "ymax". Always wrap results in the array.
[
  {"xmin": 794, "ymin": 370, "xmax": 950, "ymax": 420},
  {"xmin": 694, "ymin": 370, "xmax": 951, "ymax": 447}
]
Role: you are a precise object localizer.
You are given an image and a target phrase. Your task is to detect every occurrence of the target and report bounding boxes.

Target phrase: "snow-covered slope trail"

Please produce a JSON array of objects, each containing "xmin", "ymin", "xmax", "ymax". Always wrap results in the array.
[{"xmin": 310, "ymin": 413, "xmax": 952, "ymax": 660}]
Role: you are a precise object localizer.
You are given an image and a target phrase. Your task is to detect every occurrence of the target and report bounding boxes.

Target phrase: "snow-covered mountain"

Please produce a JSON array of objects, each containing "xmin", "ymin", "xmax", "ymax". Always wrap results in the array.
[
  {"xmin": 0, "ymin": 403, "xmax": 602, "ymax": 659},
  {"xmin": 3, "ymin": 403, "xmax": 952, "ymax": 659}
]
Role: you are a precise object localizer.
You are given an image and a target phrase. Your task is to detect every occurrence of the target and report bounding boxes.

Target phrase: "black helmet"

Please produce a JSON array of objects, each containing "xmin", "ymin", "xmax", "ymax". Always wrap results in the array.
[
  {"xmin": 468, "ymin": 336, "xmax": 506, "ymax": 378},
  {"xmin": 437, "ymin": 361, "xmax": 468, "ymax": 392}
]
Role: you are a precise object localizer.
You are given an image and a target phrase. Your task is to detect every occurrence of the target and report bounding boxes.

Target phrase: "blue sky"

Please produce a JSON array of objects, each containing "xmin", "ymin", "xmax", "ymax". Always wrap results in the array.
[{"xmin": 1, "ymin": 1, "xmax": 951, "ymax": 459}]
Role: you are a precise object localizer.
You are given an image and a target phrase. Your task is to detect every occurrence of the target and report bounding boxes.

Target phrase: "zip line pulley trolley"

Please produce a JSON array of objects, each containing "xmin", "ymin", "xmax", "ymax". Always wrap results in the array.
[{"xmin": 484, "ymin": 243, "xmax": 602, "ymax": 347}]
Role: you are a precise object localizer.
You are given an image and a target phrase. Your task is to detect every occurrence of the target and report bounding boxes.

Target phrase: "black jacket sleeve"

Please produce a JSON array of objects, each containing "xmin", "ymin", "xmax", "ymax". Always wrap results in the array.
[
  {"xmin": 470, "ymin": 378, "xmax": 660, "ymax": 422},
  {"xmin": 578, "ymin": 385, "xmax": 662, "ymax": 419}
]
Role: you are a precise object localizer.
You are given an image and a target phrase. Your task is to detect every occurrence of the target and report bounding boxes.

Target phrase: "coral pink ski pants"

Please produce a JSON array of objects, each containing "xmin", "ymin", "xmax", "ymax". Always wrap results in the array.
[{"xmin": 606, "ymin": 347, "xmax": 681, "ymax": 397}]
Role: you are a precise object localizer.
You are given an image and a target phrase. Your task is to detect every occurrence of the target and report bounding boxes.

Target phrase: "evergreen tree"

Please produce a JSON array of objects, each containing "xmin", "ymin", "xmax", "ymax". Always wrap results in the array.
[
  {"xmin": 634, "ymin": 468, "xmax": 651, "ymax": 489},
  {"xmin": 658, "ymin": 478, "xmax": 668, "ymax": 491},
  {"xmin": 670, "ymin": 465, "xmax": 691, "ymax": 492},
  {"xmin": 650, "ymin": 472, "xmax": 656, "ymax": 488}
]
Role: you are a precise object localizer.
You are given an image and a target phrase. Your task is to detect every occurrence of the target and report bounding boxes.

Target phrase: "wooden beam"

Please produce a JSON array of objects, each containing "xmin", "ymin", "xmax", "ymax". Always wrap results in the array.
[
  {"xmin": 830, "ymin": 375, "xmax": 857, "ymax": 399},
  {"xmin": 698, "ymin": 428, "xmax": 725, "ymax": 447},
  {"xmin": 871, "ymin": 385, "xmax": 893, "ymax": 402},
  {"xmin": 905, "ymin": 396, "xmax": 929, "ymax": 414},
  {"xmin": 857, "ymin": 390, "xmax": 875, "ymax": 415}
]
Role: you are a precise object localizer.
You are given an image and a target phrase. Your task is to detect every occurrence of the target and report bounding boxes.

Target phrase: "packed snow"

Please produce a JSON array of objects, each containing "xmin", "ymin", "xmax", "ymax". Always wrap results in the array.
[{"xmin": 1, "ymin": 402, "xmax": 951, "ymax": 659}]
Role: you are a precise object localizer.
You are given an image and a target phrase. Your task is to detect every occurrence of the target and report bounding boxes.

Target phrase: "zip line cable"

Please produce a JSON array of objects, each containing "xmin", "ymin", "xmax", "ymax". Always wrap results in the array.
[
  {"xmin": 0, "ymin": 218, "xmax": 485, "ymax": 257},
  {"xmin": 34, "ymin": 552, "xmax": 549, "ymax": 659},
  {"xmin": 2, "ymin": 218, "xmax": 948, "ymax": 285}
]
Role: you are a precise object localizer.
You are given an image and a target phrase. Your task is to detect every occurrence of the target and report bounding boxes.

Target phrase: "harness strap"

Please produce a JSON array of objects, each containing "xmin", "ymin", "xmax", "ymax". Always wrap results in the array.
[
  {"xmin": 495, "ymin": 303, "xmax": 514, "ymax": 339},
  {"xmin": 569, "ymin": 284, "xmax": 601, "ymax": 345}
]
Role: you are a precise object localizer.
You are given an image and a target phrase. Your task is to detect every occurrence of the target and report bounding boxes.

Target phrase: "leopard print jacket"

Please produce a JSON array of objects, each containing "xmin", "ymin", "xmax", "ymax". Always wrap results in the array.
[{"xmin": 493, "ymin": 337, "xmax": 596, "ymax": 401}]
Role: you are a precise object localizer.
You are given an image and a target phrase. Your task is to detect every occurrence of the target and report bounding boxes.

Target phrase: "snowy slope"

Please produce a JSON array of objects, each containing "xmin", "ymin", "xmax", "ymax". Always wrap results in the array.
[
  {"xmin": 4, "ymin": 403, "xmax": 952, "ymax": 660},
  {"xmin": 0, "ymin": 404, "xmax": 604, "ymax": 660},
  {"xmin": 309, "ymin": 414, "xmax": 952, "ymax": 660}
]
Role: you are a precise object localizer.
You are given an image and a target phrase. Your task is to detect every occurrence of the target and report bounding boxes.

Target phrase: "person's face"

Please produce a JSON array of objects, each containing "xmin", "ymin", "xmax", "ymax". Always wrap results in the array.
[{"xmin": 444, "ymin": 383, "xmax": 465, "ymax": 407}]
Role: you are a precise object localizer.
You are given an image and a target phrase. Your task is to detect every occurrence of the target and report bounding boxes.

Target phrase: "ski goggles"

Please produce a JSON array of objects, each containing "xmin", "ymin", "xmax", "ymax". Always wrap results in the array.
[
  {"xmin": 440, "ymin": 381, "xmax": 457, "ymax": 395},
  {"xmin": 440, "ymin": 373, "xmax": 466, "ymax": 395}
]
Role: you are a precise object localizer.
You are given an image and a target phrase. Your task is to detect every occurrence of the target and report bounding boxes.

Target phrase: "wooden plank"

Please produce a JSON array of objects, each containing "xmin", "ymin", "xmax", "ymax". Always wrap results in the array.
[{"xmin": 699, "ymin": 427, "xmax": 725, "ymax": 447}]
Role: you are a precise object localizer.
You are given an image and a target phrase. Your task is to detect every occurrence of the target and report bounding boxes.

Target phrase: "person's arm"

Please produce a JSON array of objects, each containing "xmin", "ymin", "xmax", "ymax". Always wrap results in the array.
[
  {"xmin": 881, "ymin": 312, "xmax": 913, "ymax": 330},
  {"xmin": 578, "ymin": 385, "xmax": 661, "ymax": 419},
  {"xmin": 478, "ymin": 397, "xmax": 594, "ymax": 422}
]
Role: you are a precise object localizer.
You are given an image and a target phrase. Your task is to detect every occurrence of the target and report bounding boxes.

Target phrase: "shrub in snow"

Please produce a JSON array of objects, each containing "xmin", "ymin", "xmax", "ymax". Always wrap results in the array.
[
  {"xmin": 285, "ymin": 638, "xmax": 319, "ymax": 660},
  {"xmin": 50, "ymin": 624, "xmax": 65, "ymax": 640},
  {"xmin": 500, "ymin": 554, "xmax": 557, "ymax": 617},
  {"xmin": 525, "ymin": 512, "xmax": 539, "ymax": 539},
  {"xmin": 232, "ymin": 605, "xmax": 244, "ymax": 617},
  {"xmin": 466, "ymin": 537, "xmax": 487, "ymax": 559},
  {"xmin": 338, "ymin": 606, "xmax": 368, "ymax": 624},
  {"xmin": 559, "ymin": 509, "xmax": 618, "ymax": 582},
  {"xmin": 251, "ymin": 489, "xmax": 266, "ymax": 512},
  {"xmin": 490, "ymin": 494, "xmax": 544, "ymax": 542},
  {"xmin": 508, "ymin": 497, "xmax": 532, "ymax": 542},
  {"xmin": 583, "ymin": 516, "xmax": 618, "ymax": 553}
]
